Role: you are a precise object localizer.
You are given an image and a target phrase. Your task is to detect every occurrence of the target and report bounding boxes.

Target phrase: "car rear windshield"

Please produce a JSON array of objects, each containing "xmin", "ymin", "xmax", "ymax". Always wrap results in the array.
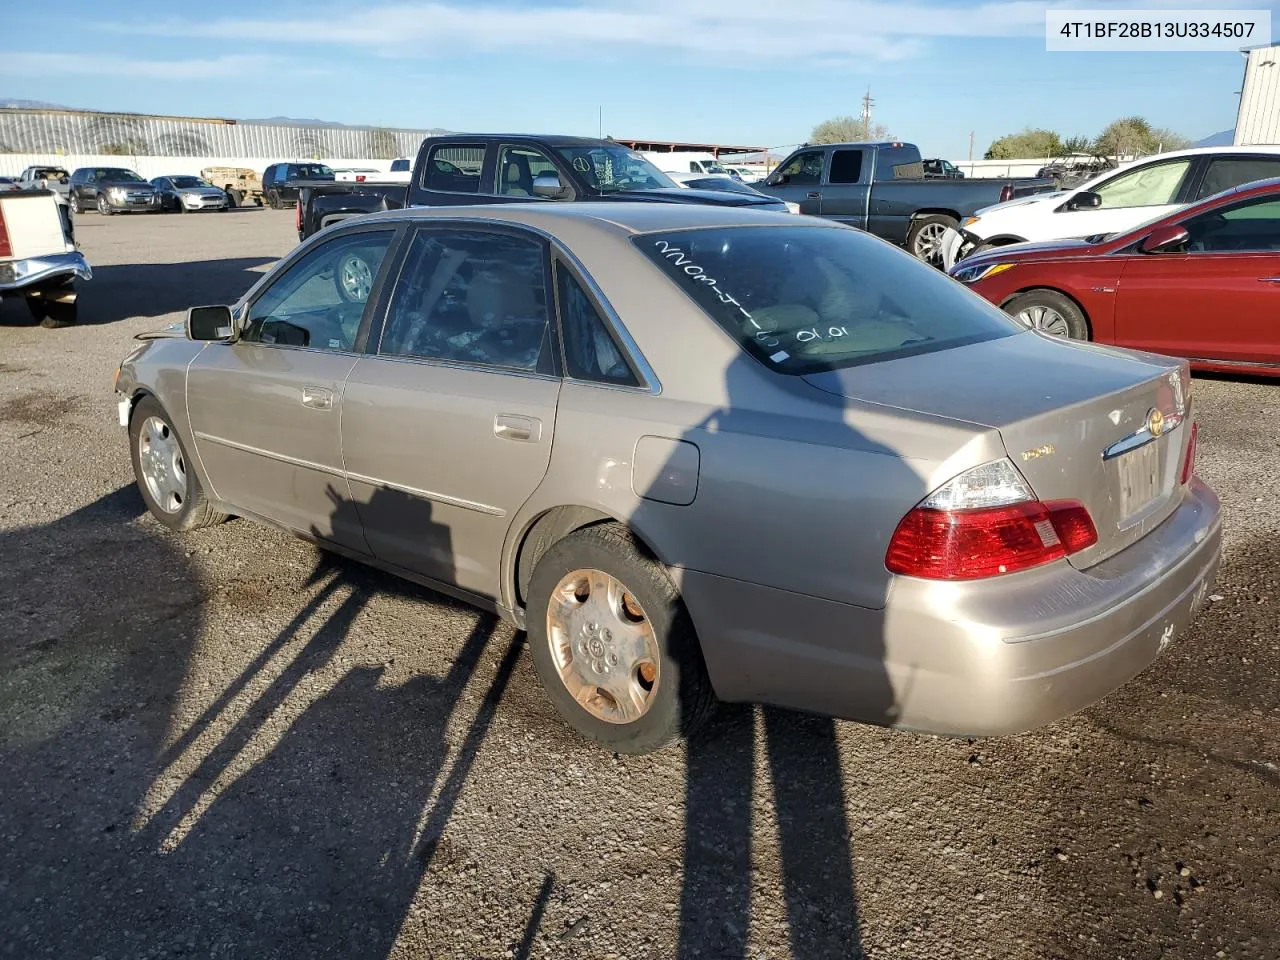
[{"xmin": 634, "ymin": 225, "xmax": 1019, "ymax": 374}]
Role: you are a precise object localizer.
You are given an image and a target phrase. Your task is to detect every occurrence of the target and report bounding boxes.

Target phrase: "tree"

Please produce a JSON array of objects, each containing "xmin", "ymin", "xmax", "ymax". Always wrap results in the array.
[
  {"xmin": 984, "ymin": 128, "xmax": 1063, "ymax": 160},
  {"xmin": 810, "ymin": 115, "xmax": 892, "ymax": 144},
  {"xmin": 1094, "ymin": 116, "xmax": 1191, "ymax": 157}
]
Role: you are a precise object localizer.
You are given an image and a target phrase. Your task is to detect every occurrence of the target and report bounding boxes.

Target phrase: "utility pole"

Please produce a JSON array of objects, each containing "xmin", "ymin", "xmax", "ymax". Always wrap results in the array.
[
  {"xmin": 968, "ymin": 131, "xmax": 974, "ymax": 161},
  {"xmin": 860, "ymin": 87, "xmax": 874, "ymax": 140},
  {"xmin": 598, "ymin": 106, "xmax": 602, "ymax": 139}
]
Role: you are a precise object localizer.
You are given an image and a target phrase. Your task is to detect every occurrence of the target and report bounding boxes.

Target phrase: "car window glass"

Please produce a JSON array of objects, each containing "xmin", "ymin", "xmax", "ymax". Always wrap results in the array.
[
  {"xmin": 380, "ymin": 229, "xmax": 551, "ymax": 371},
  {"xmin": 635, "ymin": 225, "xmax": 1018, "ymax": 375},
  {"xmin": 243, "ymin": 230, "xmax": 394, "ymax": 350},
  {"xmin": 829, "ymin": 149, "xmax": 864, "ymax": 184},
  {"xmin": 425, "ymin": 144, "xmax": 485, "ymax": 193},
  {"xmin": 497, "ymin": 145, "xmax": 558, "ymax": 198},
  {"xmin": 1184, "ymin": 196, "xmax": 1280, "ymax": 252},
  {"xmin": 1197, "ymin": 157, "xmax": 1280, "ymax": 199},
  {"xmin": 557, "ymin": 267, "xmax": 638, "ymax": 386},
  {"xmin": 1093, "ymin": 159, "xmax": 1191, "ymax": 208},
  {"xmin": 773, "ymin": 150, "xmax": 824, "ymax": 186}
]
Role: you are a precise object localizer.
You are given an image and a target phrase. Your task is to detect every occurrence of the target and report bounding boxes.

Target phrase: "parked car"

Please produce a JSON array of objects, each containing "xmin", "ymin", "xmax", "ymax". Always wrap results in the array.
[
  {"xmin": 951, "ymin": 177, "xmax": 1280, "ymax": 378},
  {"xmin": 1035, "ymin": 157, "xmax": 1117, "ymax": 190},
  {"xmin": 667, "ymin": 172, "xmax": 800, "ymax": 212},
  {"xmin": 754, "ymin": 141, "xmax": 1055, "ymax": 266},
  {"xmin": 114, "ymin": 202, "xmax": 1219, "ymax": 754},
  {"xmin": 1, "ymin": 185, "xmax": 91, "ymax": 326},
  {"xmin": 68, "ymin": 167, "xmax": 160, "ymax": 215},
  {"xmin": 722, "ymin": 164, "xmax": 763, "ymax": 183},
  {"xmin": 0, "ymin": 176, "xmax": 17, "ymax": 192},
  {"xmin": 943, "ymin": 146, "xmax": 1280, "ymax": 268},
  {"xmin": 333, "ymin": 167, "xmax": 384, "ymax": 183},
  {"xmin": 262, "ymin": 162, "xmax": 334, "ymax": 208},
  {"xmin": 151, "ymin": 175, "xmax": 229, "ymax": 213},
  {"xmin": 922, "ymin": 158, "xmax": 964, "ymax": 179},
  {"xmin": 201, "ymin": 166, "xmax": 265, "ymax": 207},
  {"xmin": 17, "ymin": 166, "xmax": 71, "ymax": 197},
  {"xmin": 294, "ymin": 135, "xmax": 789, "ymax": 241},
  {"xmin": 641, "ymin": 151, "xmax": 734, "ymax": 177}
]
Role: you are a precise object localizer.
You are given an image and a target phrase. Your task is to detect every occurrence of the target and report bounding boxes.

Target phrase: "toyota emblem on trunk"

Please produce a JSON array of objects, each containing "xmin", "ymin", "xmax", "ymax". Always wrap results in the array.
[{"xmin": 1146, "ymin": 408, "xmax": 1166, "ymax": 438}]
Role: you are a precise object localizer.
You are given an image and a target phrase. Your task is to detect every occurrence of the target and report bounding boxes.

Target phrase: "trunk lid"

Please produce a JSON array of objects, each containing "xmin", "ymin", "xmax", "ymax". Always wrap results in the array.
[{"xmin": 803, "ymin": 332, "xmax": 1192, "ymax": 567}]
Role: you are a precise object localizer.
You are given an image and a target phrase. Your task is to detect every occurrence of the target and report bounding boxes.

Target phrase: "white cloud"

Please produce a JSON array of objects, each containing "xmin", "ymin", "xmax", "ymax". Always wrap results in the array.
[
  {"xmin": 0, "ymin": 52, "xmax": 308, "ymax": 79},
  {"xmin": 107, "ymin": 0, "xmax": 1256, "ymax": 65}
]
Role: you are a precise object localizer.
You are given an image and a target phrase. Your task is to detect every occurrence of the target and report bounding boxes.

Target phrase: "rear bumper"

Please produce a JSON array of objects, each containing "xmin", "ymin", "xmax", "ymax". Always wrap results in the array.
[
  {"xmin": 682, "ymin": 478, "xmax": 1222, "ymax": 735},
  {"xmin": 0, "ymin": 251, "xmax": 92, "ymax": 292}
]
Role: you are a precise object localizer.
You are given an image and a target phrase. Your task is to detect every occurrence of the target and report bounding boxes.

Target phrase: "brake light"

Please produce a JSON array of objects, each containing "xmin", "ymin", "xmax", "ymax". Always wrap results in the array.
[
  {"xmin": 1180, "ymin": 422, "xmax": 1198, "ymax": 485},
  {"xmin": 356, "ymin": 174, "xmax": 366, "ymax": 182},
  {"xmin": 0, "ymin": 201, "xmax": 10, "ymax": 257},
  {"xmin": 885, "ymin": 459, "xmax": 1098, "ymax": 580},
  {"xmin": 295, "ymin": 199, "xmax": 302, "ymax": 232},
  {"xmin": 999, "ymin": 184, "xmax": 1014, "ymax": 203}
]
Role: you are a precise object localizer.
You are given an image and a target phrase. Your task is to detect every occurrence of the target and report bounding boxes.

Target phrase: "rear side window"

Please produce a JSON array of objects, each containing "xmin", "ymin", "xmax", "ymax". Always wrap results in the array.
[
  {"xmin": 829, "ymin": 150, "xmax": 864, "ymax": 184},
  {"xmin": 424, "ymin": 144, "xmax": 485, "ymax": 194},
  {"xmin": 875, "ymin": 147, "xmax": 923, "ymax": 180},
  {"xmin": 634, "ymin": 226, "xmax": 1018, "ymax": 375},
  {"xmin": 1197, "ymin": 157, "xmax": 1280, "ymax": 199},
  {"xmin": 556, "ymin": 267, "xmax": 638, "ymax": 386}
]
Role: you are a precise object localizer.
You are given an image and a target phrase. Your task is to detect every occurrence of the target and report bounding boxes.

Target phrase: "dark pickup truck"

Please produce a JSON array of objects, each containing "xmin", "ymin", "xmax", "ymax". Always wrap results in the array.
[
  {"xmin": 754, "ymin": 142, "xmax": 1056, "ymax": 265},
  {"xmin": 292, "ymin": 134, "xmax": 790, "ymax": 240}
]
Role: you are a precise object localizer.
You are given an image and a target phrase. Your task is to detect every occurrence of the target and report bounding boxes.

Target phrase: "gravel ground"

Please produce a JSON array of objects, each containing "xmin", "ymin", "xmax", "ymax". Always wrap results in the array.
[{"xmin": 1, "ymin": 209, "xmax": 1277, "ymax": 960}]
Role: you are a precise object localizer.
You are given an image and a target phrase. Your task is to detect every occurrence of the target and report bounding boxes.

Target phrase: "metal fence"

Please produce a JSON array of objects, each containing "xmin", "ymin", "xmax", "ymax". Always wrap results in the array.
[{"xmin": 0, "ymin": 108, "xmax": 444, "ymax": 160}]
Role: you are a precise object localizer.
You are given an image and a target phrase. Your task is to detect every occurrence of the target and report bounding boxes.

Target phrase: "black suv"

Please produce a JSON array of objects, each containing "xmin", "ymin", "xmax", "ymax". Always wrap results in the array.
[
  {"xmin": 68, "ymin": 167, "xmax": 160, "ymax": 215},
  {"xmin": 262, "ymin": 162, "xmax": 335, "ymax": 208}
]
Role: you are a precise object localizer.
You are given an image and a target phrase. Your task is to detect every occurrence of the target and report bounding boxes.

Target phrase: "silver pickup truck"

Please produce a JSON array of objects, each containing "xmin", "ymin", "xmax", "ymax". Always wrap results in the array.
[
  {"xmin": 17, "ymin": 165, "xmax": 71, "ymax": 199},
  {"xmin": 0, "ymin": 187, "xmax": 91, "ymax": 327}
]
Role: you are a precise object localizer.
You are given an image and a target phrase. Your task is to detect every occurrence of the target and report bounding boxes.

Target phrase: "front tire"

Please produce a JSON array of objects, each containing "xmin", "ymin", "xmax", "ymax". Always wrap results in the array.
[
  {"xmin": 128, "ymin": 396, "xmax": 227, "ymax": 531},
  {"xmin": 526, "ymin": 523, "xmax": 716, "ymax": 754},
  {"xmin": 267, "ymin": 189, "xmax": 281, "ymax": 209},
  {"xmin": 69, "ymin": 192, "xmax": 81, "ymax": 215},
  {"xmin": 97, "ymin": 195, "xmax": 113, "ymax": 216},
  {"xmin": 1003, "ymin": 289, "xmax": 1090, "ymax": 340},
  {"xmin": 907, "ymin": 214, "xmax": 959, "ymax": 268}
]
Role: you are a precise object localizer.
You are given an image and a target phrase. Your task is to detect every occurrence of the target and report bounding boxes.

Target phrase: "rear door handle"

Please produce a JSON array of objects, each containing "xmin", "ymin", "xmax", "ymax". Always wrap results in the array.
[
  {"xmin": 300, "ymin": 385, "xmax": 334, "ymax": 410},
  {"xmin": 494, "ymin": 414, "xmax": 541, "ymax": 442}
]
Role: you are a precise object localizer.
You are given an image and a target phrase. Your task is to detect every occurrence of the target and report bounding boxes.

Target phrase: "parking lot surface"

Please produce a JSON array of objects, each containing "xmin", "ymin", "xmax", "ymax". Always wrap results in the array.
[{"xmin": 2, "ymin": 209, "xmax": 1278, "ymax": 960}]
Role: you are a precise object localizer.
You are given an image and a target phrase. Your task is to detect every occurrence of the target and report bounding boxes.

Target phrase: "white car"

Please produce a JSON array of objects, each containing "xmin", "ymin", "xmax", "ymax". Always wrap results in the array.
[
  {"xmin": 332, "ymin": 167, "xmax": 384, "ymax": 183},
  {"xmin": 943, "ymin": 145, "xmax": 1280, "ymax": 269}
]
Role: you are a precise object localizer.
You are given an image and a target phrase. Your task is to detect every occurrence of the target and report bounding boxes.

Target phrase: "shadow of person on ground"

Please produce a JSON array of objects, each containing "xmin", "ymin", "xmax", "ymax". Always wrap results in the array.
[{"xmin": 78, "ymin": 257, "xmax": 278, "ymax": 326}]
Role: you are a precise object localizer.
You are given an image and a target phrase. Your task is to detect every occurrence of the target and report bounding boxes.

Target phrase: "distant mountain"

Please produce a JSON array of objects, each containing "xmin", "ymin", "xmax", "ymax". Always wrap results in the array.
[
  {"xmin": 244, "ymin": 115, "xmax": 450, "ymax": 134},
  {"xmin": 1196, "ymin": 129, "xmax": 1235, "ymax": 147},
  {"xmin": 0, "ymin": 98, "xmax": 71, "ymax": 110}
]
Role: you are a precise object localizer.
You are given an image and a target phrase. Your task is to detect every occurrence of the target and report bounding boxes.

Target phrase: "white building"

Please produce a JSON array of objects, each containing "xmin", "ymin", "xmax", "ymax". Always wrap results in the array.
[{"xmin": 1235, "ymin": 43, "xmax": 1280, "ymax": 145}]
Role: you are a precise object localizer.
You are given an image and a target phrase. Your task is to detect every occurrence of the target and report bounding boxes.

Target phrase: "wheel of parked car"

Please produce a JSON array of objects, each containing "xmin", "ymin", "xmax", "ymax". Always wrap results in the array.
[
  {"xmin": 267, "ymin": 189, "xmax": 281, "ymax": 209},
  {"xmin": 525, "ymin": 523, "xmax": 716, "ymax": 753},
  {"xmin": 907, "ymin": 214, "xmax": 959, "ymax": 267},
  {"xmin": 26, "ymin": 282, "xmax": 78, "ymax": 329},
  {"xmin": 69, "ymin": 192, "xmax": 81, "ymax": 215},
  {"xmin": 128, "ymin": 396, "xmax": 227, "ymax": 532},
  {"xmin": 254, "ymin": 195, "xmax": 264, "ymax": 207},
  {"xmin": 1002, "ymin": 289, "xmax": 1090, "ymax": 341},
  {"xmin": 97, "ymin": 195, "xmax": 112, "ymax": 216},
  {"xmin": 226, "ymin": 189, "xmax": 240, "ymax": 208},
  {"xmin": 334, "ymin": 251, "xmax": 376, "ymax": 303}
]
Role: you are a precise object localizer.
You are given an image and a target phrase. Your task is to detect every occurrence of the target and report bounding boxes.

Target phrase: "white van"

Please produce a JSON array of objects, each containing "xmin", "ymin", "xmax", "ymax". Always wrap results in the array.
[
  {"xmin": 943, "ymin": 145, "xmax": 1280, "ymax": 268},
  {"xmin": 640, "ymin": 151, "xmax": 733, "ymax": 178}
]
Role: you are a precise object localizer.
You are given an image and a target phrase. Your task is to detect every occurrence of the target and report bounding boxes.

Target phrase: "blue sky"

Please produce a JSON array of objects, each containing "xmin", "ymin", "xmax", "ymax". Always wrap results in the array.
[{"xmin": 1, "ymin": 0, "xmax": 1275, "ymax": 157}]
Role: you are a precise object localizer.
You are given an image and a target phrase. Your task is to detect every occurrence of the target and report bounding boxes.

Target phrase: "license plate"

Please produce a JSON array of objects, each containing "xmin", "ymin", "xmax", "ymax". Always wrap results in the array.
[{"xmin": 1117, "ymin": 441, "xmax": 1160, "ymax": 519}]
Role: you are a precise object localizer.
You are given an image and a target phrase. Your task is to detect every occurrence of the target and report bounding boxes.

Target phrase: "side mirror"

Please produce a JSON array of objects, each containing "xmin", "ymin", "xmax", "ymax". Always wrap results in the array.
[
  {"xmin": 1138, "ymin": 224, "xmax": 1190, "ymax": 255},
  {"xmin": 1069, "ymin": 191, "xmax": 1102, "ymax": 211},
  {"xmin": 532, "ymin": 173, "xmax": 569, "ymax": 200},
  {"xmin": 186, "ymin": 305, "xmax": 235, "ymax": 341}
]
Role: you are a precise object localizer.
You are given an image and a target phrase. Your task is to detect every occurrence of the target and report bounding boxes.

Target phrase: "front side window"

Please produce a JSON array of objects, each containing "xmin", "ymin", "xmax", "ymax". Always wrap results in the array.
[
  {"xmin": 557, "ymin": 267, "xmax": 637, "ymax": 386},
  {"xmin": 771, "ymin": 150, "xmax": 825, "ymax": 186},
  {"xmin": 243, "ymin": 230, "xmax": 394, "ymax": 350},
  {"xmin": 380, "ymin": 229, "xmax": 551, "ymax": 371},
  {"xmin": 1093, "ymin": 159, "xmax": 1191, "ymax": 208},
  {"xmin": 635, "ymin": 226, "xmax": 1018, "ymax": 374},
  {"xmin": 424, "ymin": 144, "xmax": 485, "ymax": 193},
  {"xmin": 497, "ymin": 145, "xmax": 559, "ymax": 198},
  {"xmin": 1184, "ymin": 196, "xmax": 1280, "ymax": 252},
  {"xmin": 1197, "ymin": 157, "xmax": 1280, "ymax": 200},
  {"xmin": 553, "ymin": 145, "xmax": 675, "ymax": 193}
]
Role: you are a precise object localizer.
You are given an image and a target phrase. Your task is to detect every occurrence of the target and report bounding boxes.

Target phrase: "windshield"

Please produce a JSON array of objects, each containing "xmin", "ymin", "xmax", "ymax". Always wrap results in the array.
[
  {"xmin": 554, "ymin": 146, "xmax": 677, "ymax": 193},
  {"xmin": 685, "ymin": 176, "xmax": 763, "ymax": 196},
  {"xmin": 296, "ymin": 164, "xmax": 334, "ymax": 178},
  {"xmin": 635, "ymin": 225, "xmax": 1019, "ymax": 374},
  {"xmin": 171, "ymin": 176, "xmax": 211, "ymax": 188},
  {"xmin": 702, "ymin": 161, "xmax": 727, "ymax": 174},
  {"xmin": 99, "ymin": 169, "xmax": 144, "ymax": 182}
]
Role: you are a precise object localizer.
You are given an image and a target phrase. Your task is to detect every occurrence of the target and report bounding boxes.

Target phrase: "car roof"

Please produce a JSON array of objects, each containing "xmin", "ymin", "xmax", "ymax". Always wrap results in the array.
[
  {"xmin": 431, "ymin": 134, "xmax": 615, "ymax": 148},
  {"xmin": 355, "ymin": 201, "xmax": 819, "ymax": 235}
]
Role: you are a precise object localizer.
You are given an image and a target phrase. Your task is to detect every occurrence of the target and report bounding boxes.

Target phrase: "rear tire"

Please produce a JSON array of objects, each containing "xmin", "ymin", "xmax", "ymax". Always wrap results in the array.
[
  {"xmin": 128, "ymin": 396, "xmax": 227, "ymax": 532},
  {"xmin": 267, "ymin": 190, "xmax": 281, "ymax": 209},
  {"xmin": 907, "ymin": 214, "xmax": 959, "ymax": 267},
  {"xmin": 69, "ymin": 192, "xmax": 81, "ymax": 215},
  {"xmin": 254, "ymin": 195, "xmax": 264, "ymax": 207},
  {"xmin": 1003, "ymin": 289, "xmax": 1090, "ymax": 340},
  {"xmin": 28, "ymin": 284, "xmax": 77, "ymax": 328},
  {"xmin": 526, "ymin": 523, "xmax": 716, "ymax": 754}
]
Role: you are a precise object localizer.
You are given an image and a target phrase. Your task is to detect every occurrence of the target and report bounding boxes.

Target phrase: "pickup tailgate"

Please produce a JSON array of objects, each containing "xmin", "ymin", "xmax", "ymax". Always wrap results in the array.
[{"xmin": 0, "ymin": 192, "xmax": 71, "ymax": 261}]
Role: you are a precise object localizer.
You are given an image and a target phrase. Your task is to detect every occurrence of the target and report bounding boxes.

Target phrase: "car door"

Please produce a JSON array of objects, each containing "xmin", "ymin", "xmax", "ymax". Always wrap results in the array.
[
  {"xmin": 1114, "ymin": 194, "xmax": 1280, "ymax": 365},
  {"xmin": 186, "ymin": 225, "xmax": 399, "ymax": 545},
  {"xmin": 341, "ymin": 224, "xmax": 560, "ymax": 599},
  {"xmin": 760, "ymin": 148, "xmax": 826, "ymax": 215},
  {"xmin": 1046, "ymin": 157, "xmax": 1195, "ymax": 241},
  {"xmin": 151, "ymin": 177, "xmax": 173, "ymax": 209},
  {"xmin": 818, "ymin": 148, "xmax": 870, "ymax": 228}
]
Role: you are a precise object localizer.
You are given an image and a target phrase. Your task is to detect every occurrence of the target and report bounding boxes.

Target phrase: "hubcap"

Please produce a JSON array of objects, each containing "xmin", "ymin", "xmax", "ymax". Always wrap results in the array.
[
  {"xmin": 1016, "ymin": 304, "xmax": 1072, "ymax": 338},
  {"xmin": 137, "ymin": 416, "xmax": 187, "ymax": 513},
  {"xmin": 546, "ymin": 569, "xmax": 660, "ymax": 724},
  {"xmin": 913, "ymin": 222, "xmax": 949, "ymax": 266},
  {"xmin": 97, "ymin": 196, "xmax": 108, "ymax": 214},
  {"xmin": 338, "ymin": 255, "xmax": 374, "ymax": 302}
]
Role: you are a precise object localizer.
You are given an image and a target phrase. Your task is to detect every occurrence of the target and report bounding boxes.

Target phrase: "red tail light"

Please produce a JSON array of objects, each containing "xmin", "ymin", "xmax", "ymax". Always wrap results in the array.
[
  {"xmin": 295, "ymin": 199, "xmax": 302, "ymax": 232},
  {"xmin": 886, "ymin": 499, "xmax": 1097, "ymax": 580},
  {"xmin": 1180, "ymin": 422, "xmax": 1198, "ymax": 485},
  {"xmin": 999, "ymin": 184, "xmax": 1013, "ymax": 203},
  {"xmin": 356, "ymin": 174, "xmax": 366, "ymax": 182},
  {"xmin": 0, "ymin": 201, "xmax": 10, "ymax": 258}
]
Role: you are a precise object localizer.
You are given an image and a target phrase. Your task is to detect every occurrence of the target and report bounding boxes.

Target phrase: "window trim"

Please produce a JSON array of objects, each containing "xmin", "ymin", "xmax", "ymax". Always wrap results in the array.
[
  {"xmin": 368, "ymin": 221, "xmax": 563, "ymax": 377},
  {"xmin": 419, "ymin": 141, "xmax": 491, "ymax": 197},
  {"xmin": 237, "ymin": 222, "xmax": 403, "ymax": 356}
]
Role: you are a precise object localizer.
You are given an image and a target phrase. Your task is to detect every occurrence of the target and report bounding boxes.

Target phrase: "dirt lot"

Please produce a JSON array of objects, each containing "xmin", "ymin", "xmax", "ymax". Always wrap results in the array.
[{"xmin": 1, "ymin": 209, "xmax": 1278, "ymax": 960}]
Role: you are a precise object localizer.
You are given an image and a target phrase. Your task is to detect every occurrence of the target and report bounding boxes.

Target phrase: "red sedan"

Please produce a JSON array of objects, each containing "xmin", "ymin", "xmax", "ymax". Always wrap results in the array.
[{"xmin": 951, "ymin": 177, "xmax": 1280, "ymax": 377}]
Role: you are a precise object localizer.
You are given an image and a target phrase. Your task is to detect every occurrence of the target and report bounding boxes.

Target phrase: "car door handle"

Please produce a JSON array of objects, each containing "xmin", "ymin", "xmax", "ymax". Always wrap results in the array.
[
  {"xmin": 806, "ymin": 192, "xmax": 822, "ymax": 199},
  {"xmin": 494, "ymin": 414, "xmax": 541, "ymax": 442},
  {"xmin": 1258, "ymin": 276, "xmax": 1280, "ymax": 284},
  {"xmin": 300, "ymin": 385, "xmax": 334, "ymax": 410}
]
